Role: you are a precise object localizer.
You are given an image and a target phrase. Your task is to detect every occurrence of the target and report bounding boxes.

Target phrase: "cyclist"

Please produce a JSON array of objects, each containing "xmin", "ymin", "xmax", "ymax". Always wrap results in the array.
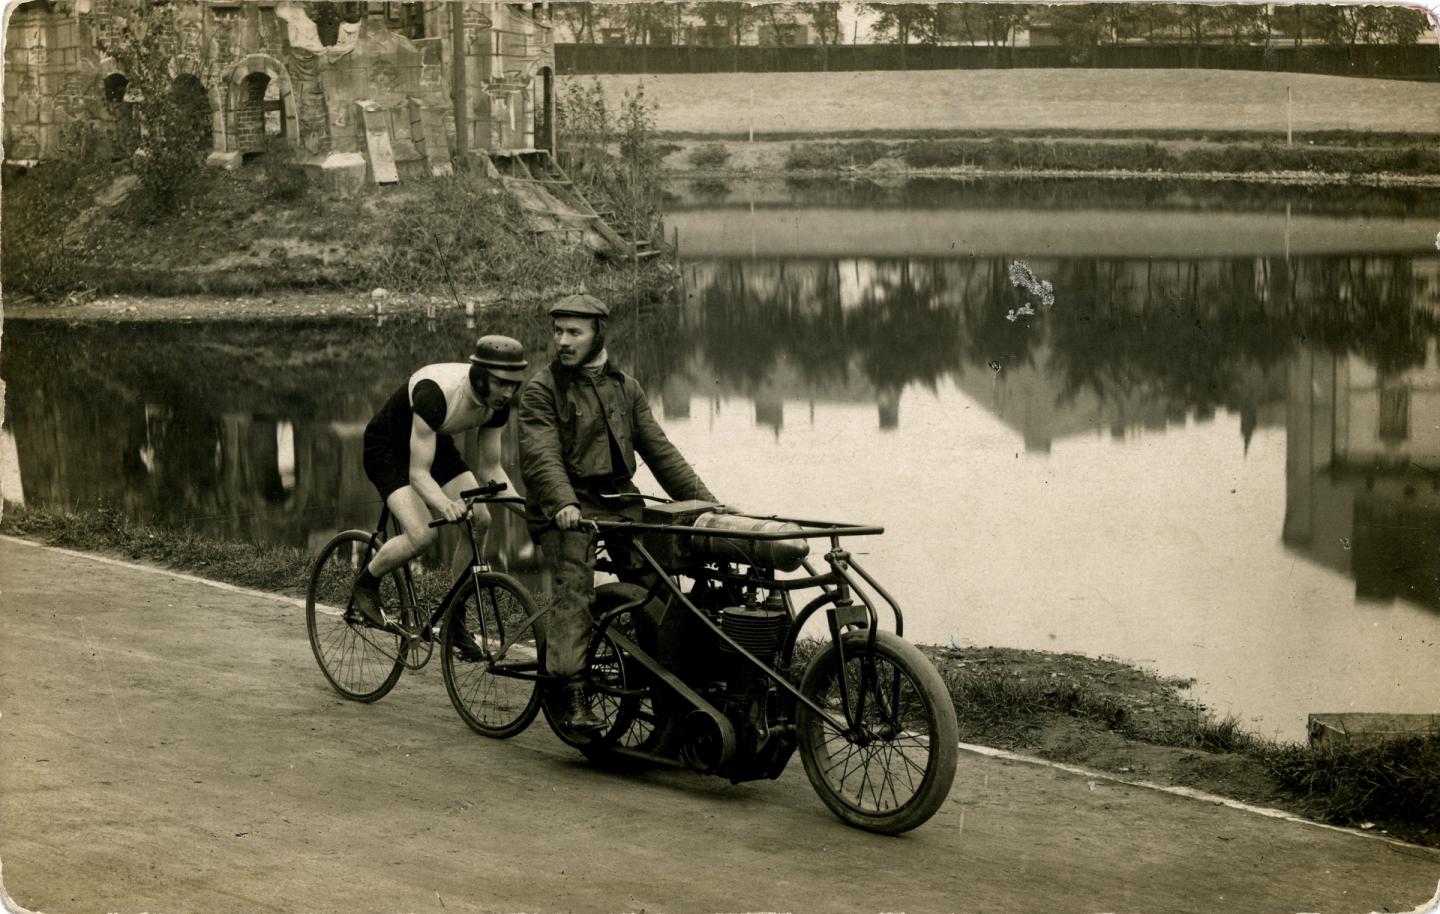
[
  {"xmin": 351, "ymin": 335, "xmax": 528, "ymax": 628},
  {"xmin": 518, "ymin": 293, "xmax": 718, "ymax": 733}
]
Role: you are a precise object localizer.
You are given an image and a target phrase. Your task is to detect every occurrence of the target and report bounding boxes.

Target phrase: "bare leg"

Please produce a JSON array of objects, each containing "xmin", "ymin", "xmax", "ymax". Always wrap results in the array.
[{"xmin": 367, "ymin": 486, "xmax": 437, "ymax": 577}]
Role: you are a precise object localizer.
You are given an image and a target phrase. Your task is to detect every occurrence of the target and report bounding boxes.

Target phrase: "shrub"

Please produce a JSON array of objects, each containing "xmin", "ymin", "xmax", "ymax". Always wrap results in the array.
[
  {"xmin": 258, "ymin": 141, "xmax": 309, "ymax": 202},
  {"xmin": 784, "ymin": 143, "xmax": 847, "ymax": 170},
  {"xmin": 0, "ymin": 163, "xmax": 89, "ymax": 298},
  {"xmin": 555, "ymin": 77, "xmax": 668, "ymax": 249},
  {"xmin": 845, "ymin": 139, "xmax": 893, "ymax": 166},
  {"xmin": 98, "ymin": 4, "xmax": 212, "ymax": 214},
  {"xmin": 785, "ymin": 141, "xmax": 896, "ymax": 171},
  {"xmin": 688, "ymin": 142, "xmax": 732, "ymax": 169}
]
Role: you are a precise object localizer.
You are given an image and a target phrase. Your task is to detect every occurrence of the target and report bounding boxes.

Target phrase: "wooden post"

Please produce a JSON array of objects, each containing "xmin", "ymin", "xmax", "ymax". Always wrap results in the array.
[
  {"xmin": 748, "ymin": 85, "xmax": 754, "ymax": 145},
  {"xmin": 452, "ymin": 1, "xmax": 468, "ymax": 159},
  {"xmin": 1286, "ymin": 85, "xmax": 1293, "ymax": 147}
]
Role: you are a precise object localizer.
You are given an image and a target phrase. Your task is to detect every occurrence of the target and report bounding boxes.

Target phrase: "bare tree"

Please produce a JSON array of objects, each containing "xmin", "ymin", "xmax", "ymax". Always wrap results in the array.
[
  {"xmin": 553, "ymin": 2, "xmax": 600, "ymax": 44},
  {"xmin": 863, "ymin": 3, "xmax": 940, "ymax": 69},
  {"xmin": 800, "ymin": 2, "xmax": 843, "ymax": 46}
]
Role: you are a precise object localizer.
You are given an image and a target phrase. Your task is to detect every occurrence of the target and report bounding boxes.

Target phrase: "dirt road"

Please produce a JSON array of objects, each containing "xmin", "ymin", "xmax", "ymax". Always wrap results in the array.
[{"xmin": 1, "ymin": 537, "xmax": 1436, "ymax": 914}]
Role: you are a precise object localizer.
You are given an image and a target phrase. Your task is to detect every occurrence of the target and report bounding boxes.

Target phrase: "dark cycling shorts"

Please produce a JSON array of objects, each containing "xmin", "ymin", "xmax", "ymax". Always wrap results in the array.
[{"xmin": 362, "ymin": 427, "xmax": 470, "ymax": 501}]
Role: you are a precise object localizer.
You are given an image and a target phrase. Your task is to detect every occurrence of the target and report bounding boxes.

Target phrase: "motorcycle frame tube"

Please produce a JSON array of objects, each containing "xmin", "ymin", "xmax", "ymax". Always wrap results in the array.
[{"xmin": 586, "ymin": 534, "xmax": 861, "ymax": 737}]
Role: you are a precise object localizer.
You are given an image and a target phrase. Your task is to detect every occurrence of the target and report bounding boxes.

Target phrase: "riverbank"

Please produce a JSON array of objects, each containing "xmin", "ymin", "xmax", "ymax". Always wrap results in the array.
[
  {"xmin": 2, "ymin": 502, "xmax": 1435, "ymax": 848},
  {"xmin": 658, "ymin": 135, "xmax": 1440, "ymax": 187}
]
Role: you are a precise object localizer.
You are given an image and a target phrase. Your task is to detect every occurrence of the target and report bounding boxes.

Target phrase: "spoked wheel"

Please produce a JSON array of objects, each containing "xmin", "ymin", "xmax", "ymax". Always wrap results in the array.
[
  {"xmin": 543, "ymin": 630, "xmax": 640, "ymax": 755},
  {"xmin": 306, "ymin": 530, "xmax": 409, "ymax": 702},
  {"xmin": 543, "ymin": 584, "xmax": 651, "ymax": 756},
  {"xmin": 797, "ymin": 631, "xmax": 958, "ymax": 835},
  {"xmin": 440, "ymin": 572, "xmax": 544, "ymax": 738}
]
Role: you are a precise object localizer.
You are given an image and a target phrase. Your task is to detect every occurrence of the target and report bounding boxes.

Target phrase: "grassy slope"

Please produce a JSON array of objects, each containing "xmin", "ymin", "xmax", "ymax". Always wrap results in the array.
[{"xmin": 583, "ymin": 69, "xmax": 1440, "ymax": 136}]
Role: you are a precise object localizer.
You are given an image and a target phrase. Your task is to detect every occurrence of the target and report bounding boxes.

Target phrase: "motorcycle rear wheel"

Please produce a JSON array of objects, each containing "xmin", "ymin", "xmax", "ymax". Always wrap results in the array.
[
  {"xmin": 543, "ymin": 584, "xmax": 651, "ymax": 756},
  {"xmin": 797, "ymin": 630, "xmax": 958, "ymax": 835}
]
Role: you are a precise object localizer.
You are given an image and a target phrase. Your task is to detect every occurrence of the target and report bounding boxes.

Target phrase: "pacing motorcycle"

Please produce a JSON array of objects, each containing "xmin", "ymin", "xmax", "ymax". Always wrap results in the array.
[{"xmin": 437, "ymin": 494, "xmax": 959, "ymax": 836}]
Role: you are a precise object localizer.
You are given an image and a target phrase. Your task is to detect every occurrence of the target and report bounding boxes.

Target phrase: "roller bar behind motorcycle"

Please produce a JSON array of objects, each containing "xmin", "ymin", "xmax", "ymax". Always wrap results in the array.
[{"xmin": 438, "ymin": 496, "xmax": 959, "ymax": 835}]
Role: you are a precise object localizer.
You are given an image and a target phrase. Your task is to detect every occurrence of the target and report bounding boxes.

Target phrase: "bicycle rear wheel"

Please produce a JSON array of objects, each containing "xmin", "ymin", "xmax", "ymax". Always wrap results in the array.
[
  {"xmin": 306, "ymin": 530, "xmax": 408, "ymax": 702},
  {"xmin": 797, "ymin": 631, "xmax": 958, "ymax": 835},
  {"xmin": 441, "ymin": 572, "xmax": 544, "ymax": 738}
]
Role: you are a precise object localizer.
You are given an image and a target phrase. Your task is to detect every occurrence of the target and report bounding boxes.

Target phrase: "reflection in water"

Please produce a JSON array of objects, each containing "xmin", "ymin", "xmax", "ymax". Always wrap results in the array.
[
  {"xmin": 1286, "ymin": 343, "xmax": 1440, "ymax": 611},
  {"xmin": 4, "ymin": 200, "xmax": 1440, "ymax": 740}
]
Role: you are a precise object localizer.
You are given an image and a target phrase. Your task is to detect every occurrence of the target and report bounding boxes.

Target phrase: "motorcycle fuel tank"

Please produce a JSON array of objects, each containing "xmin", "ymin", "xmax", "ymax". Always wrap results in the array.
[{"xmin": 688, "ymin": 513, "xmax": 810, "ymax": 572}]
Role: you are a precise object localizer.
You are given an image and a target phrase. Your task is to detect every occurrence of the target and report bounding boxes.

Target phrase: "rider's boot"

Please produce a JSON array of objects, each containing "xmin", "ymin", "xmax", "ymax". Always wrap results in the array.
[
  {"xmin": 350, "ymin": 568, "xmax": 390, "ymax": 629},
  {"xmin": 448, "ymin": 620, "xmax": 484, "ymax": 661},
  {"xmin": 561, "ymin": 679, "xmax": 605, "ymax": 734}
]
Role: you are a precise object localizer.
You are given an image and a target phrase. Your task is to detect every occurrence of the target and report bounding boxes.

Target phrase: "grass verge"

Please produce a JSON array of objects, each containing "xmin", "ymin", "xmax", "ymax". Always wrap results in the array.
[
  {"xmin": 926, "ymin": 646, "xmax": 1439, "ymax": 846},
  {"xmin": 775, "ymin": 136, "xmax": 1440, "ymax": 177},
  {"xmin": 4, "ymin": 502, "xmax": 1436, "ymax": 847}
]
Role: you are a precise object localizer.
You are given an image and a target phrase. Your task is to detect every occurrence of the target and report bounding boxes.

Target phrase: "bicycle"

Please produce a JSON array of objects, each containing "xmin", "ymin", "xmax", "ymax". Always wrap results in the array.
[{"xmin": 304, "ymin": 482, "xmax": 543, "ymax": 738}]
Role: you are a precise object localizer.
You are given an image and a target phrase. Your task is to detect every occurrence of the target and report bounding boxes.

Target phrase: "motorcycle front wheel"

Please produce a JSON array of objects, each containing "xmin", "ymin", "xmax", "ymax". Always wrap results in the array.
[{"xmin": 797, "ymin": 630, "xmax": 958, "ymax": 835}]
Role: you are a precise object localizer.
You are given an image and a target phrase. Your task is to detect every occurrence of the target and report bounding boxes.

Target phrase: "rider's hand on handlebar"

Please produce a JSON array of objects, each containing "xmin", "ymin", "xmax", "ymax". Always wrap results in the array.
[
  {"xmin": 554, "ymin": 504, "xmax": 583, "ymax": 531},
  {"xmin": 439, "ymin": 497, "xmax": 468, "ymax": 523}
]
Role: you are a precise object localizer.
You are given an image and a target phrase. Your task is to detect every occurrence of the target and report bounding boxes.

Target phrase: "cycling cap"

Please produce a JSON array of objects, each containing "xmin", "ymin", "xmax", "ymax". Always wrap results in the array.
[
  {"xmin": 468, "ymin": 334, "xmax": 528, "ymax": 382},
  {"xmin": 547, "ymin": 293, "xmax": 610, "ymax": 319}
]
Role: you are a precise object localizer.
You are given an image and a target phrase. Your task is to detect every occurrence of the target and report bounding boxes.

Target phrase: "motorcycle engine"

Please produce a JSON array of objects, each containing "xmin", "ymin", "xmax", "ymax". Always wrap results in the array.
[{"xmin": 709, "ymin": 592, "xmax": 797, "ymax": 782}]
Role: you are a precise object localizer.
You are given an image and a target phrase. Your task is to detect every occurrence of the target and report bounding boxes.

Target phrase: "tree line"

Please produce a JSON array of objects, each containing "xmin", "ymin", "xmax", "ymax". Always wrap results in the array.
[{"xmin": 552, "ymin": 3, "xmax": 1433, "ymax": 51}]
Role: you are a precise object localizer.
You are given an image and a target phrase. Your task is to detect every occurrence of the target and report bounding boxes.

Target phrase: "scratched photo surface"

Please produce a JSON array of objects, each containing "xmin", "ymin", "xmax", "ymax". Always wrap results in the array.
[{"xmin": 3, "ymin": 1, "xmax": 1440, "ymax": 913}]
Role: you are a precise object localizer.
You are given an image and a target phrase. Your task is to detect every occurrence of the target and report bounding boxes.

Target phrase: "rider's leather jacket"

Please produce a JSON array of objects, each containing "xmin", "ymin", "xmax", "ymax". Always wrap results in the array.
[{"xmin": 518, "ymin": 357, "xmax": 715, "ymax": 524}]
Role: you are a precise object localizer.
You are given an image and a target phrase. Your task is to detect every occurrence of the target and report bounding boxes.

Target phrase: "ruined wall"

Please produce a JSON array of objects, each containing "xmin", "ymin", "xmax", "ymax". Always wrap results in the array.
[
  {"xmin": 3, "ymin": 2, "xmax": 91, "ymax": 160},
  {"xmin": 3, "ymin": 0, "xmax": 554, "ymax": 177}
]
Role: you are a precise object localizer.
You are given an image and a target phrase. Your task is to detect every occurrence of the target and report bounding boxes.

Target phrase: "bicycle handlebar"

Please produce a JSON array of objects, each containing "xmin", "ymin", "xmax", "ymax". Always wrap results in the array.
[{"xmin": 427, "ymin": 481, "xmax": 524, "ymax": 528}]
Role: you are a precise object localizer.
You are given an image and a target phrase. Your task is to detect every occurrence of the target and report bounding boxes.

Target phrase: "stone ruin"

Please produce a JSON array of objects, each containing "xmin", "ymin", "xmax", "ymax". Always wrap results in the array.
[{"xmin": 2, "ymin": 0, "xmax": 557, "ymax": 194}]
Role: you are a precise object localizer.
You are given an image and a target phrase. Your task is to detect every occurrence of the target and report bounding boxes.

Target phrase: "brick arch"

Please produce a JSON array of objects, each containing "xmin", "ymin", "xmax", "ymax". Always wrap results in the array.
[
  {"xmin": 91, "ymin": 61, "xmax": 138, "ymax": 159},
  {"xmin": 224, "ymin": 54, "xmax": 300, "ymax": 154}
]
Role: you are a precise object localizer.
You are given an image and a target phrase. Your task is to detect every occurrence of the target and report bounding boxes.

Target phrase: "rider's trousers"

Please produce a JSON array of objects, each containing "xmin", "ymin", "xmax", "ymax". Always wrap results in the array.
[{"xmin": 535, "ymin": 527, "xmax": 597, "ymax": 679}]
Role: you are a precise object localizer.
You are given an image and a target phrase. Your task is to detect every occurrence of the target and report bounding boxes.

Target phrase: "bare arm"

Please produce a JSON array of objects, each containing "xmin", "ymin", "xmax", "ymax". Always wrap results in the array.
[
  {"xmin": 409, "ymin": 416, "xmax": 466, "ymax": 522},
  {"xmin": 475, "ymin": 425, "xmax": 511, "ymax": 494}
]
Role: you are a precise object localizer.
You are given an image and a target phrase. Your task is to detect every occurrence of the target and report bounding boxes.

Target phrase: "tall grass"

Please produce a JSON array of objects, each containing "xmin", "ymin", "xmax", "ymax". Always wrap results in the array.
[
  {"xmin": 364, "ymin": 168, "xmax": 594, "ymax": 296},
  {"xmin": 1265, "ymin": 735, "xmax": 1440, "ymax": 830}
]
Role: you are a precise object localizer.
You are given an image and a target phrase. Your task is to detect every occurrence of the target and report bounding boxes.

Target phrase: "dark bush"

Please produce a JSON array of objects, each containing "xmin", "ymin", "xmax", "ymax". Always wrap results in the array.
[
  {"xmin": 1, "ymin": 163, "xmax": 89, "ymax": 298},
  {"xmin": 688, "ymin": 142, "xmax": 732, "ymax": 168}
]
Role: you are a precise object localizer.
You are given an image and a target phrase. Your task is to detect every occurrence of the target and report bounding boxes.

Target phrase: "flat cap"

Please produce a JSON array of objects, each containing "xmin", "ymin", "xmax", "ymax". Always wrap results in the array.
[{"xmin": 547, "ymin": 293, "xmax": 610, "ymax": 319}]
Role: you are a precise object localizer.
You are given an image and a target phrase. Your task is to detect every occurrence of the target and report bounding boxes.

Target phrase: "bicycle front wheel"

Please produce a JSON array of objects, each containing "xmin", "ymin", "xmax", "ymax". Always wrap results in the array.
[
  {"xmin": 797, "ymin": 631, "xmax": 958, "ymax": 835},
  {"xmin": 441, "ymin": 572, "xmax": 544, "ymax": 738},
  {"xmin": 306, "ymin": 530, "xmax": 408, "ymax": 702}
]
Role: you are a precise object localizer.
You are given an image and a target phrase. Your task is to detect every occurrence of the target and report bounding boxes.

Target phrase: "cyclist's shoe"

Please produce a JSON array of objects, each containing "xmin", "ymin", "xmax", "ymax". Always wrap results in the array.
[
  {"xmin": 561, "ymin": 680, "xmax": 605, "ymax": 734},
  {"xmin": 449, "ymin": 625, "xmax": 485, "ymax": 662},
  {"xmin": 349, "ymin": 577, "xmax": 390, "ymax": 630}
]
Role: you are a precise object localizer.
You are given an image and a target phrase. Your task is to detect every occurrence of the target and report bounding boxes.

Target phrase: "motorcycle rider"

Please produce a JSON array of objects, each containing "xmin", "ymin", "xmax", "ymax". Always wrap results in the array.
[
  {"xmin": 518, "ymin": 293, "xmax": 717, "ymax": 733},
  {"xmin": 351, "ymin": 335, "xmax": 528, "ymax": 629}
]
